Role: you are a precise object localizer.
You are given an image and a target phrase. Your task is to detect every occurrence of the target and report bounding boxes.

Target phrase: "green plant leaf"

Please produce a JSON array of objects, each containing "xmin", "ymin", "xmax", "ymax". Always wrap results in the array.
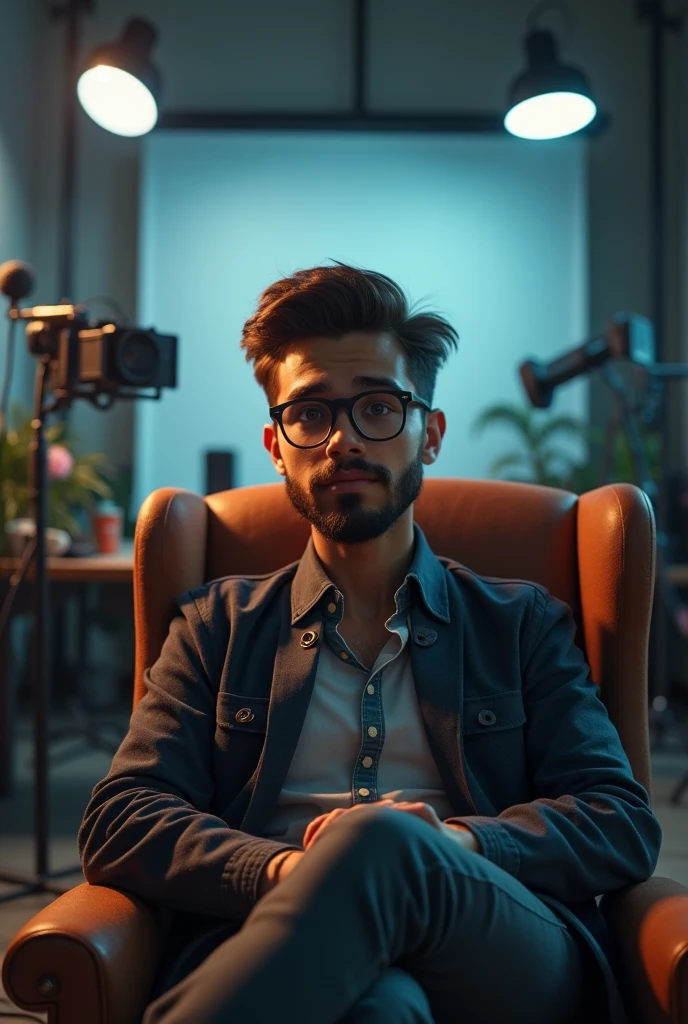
[
  {"xmin": 534, "ymin": 415, "xmax": 592, "ymax": 444},
  {"xmin": 538, "ymin": 445, "xmax": 580, "ymax": 471},
  {"xmin": 471, "ymin": 404, "xmax": 535, "ymax": 443},
  {"xmin": 488, "ymin": 452, "xmax": 532, "ymax": 478},
  {"xmin": 472, "ymin": 400, "xmax": 595, "ymax": 488}
]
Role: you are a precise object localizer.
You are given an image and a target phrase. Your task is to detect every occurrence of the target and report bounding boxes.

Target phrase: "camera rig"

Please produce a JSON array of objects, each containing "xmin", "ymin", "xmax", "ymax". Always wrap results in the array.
[{"xmin": 9, "ymin": 301, "xmax": 177, "ymax": 411}]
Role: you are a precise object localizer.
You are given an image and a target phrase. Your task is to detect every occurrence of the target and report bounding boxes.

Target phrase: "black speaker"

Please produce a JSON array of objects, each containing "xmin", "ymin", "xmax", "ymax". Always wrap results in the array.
[{"xmin": 205, "ymin": 450, "xmax": 235, "ymax": 495}]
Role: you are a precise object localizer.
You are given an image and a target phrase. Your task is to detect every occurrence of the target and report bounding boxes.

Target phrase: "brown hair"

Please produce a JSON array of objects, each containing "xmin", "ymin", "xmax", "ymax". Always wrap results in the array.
[{"xmin": 240, "ymin": 262, "xmax": 459, "ymax": 405}]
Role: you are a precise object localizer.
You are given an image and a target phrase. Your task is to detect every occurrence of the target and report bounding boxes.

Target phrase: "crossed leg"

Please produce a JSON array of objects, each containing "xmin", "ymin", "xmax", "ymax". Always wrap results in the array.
[
  {"xmin": 339, "ymin": 967, "xmax": 434, "ymax": 1023},
  {"xmin": 144, "ymin": 807, "xmax": 591, "ymax": 1024}
]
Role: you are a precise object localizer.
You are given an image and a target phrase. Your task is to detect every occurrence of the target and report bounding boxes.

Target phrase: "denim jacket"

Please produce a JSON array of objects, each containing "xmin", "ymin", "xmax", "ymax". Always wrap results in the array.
[{"xmin": 78, "ymin": 523, "xmax": 662, "ymax": 1023}]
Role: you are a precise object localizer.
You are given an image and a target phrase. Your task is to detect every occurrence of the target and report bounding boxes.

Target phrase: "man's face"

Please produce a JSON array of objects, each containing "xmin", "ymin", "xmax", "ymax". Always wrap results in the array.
[{"xmin": 263, "ymin": 332, "xmax": 445, "ymax": 543}]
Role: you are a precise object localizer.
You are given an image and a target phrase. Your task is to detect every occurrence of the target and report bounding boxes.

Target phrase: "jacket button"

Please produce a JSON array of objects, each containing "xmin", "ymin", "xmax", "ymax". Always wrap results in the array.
[
  {"xmin": 413, "ymin": 628, "xmax": 437, "ymax": 646},
  {"xmin": 300, "ymin": 630, "xmax": 319, "ymax": 648},
  {"xmin": 235, "ymin": 708, "xmax": 255, "ymax": 724},
  {"xmin": 477, "ymin": 709, "xmax": 497, "ymax": 727}
]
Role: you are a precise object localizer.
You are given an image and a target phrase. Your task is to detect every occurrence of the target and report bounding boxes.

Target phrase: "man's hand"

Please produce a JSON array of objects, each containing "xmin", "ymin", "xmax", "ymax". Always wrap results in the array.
[
  {"xmin": 302, "ymin": 799, "xmax": 482, "ymax": 855},
  {"xmin": 384, "ymin": 801, "xmax": 482, "ymax": 855},
  {"xmin": 303, "ymin": 799, "xmax": 396, "ymax": 850}
]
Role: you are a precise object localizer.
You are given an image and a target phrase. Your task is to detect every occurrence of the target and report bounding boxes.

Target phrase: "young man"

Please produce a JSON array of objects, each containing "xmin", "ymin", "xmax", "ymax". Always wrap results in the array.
[{"xmin": 79, "ymin": 264, "xmax": 662, "ymax": 1024}]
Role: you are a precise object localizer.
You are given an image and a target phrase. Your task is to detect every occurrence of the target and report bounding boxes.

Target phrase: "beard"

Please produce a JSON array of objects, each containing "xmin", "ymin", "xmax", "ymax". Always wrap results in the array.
[{"xmin": 284, "ymin": 444, "xmax": 424, "ymax": 544}]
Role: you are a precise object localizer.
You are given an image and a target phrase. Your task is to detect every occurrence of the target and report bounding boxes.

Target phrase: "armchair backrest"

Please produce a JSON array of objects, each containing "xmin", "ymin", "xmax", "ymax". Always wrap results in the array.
[{"xmin": 133, "ymin": 478, "xmax": 655, "ymax": 793}]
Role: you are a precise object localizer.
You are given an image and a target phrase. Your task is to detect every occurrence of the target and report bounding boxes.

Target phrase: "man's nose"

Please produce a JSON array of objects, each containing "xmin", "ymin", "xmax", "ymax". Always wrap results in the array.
[{"xmin": 325, "ymin": 408, "xmax": 366, "ymax": 458}]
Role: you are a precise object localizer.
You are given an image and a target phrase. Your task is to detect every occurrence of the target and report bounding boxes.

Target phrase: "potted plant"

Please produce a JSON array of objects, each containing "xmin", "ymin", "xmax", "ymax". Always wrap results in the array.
[
  {"xmin": 471, "ymin": 402, "xmax": 592, "ymax": 490},
  {"xmin": 0, "ymin": 404, "xmax": 115, "ymax": 556},
  {"xmin": 471, "ymin": 400, "xmax": 661, "ymax": 494}
]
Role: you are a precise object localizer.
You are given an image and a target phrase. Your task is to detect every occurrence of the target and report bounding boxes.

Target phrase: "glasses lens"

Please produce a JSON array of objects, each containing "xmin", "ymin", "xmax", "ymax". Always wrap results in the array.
[
  {"xmin": 282, "ymin": 400, "xmax": 332, "ymax": 447},
  {"xmin": 353, "ymin": 392, "xmax": 404, "ymax": 438}
]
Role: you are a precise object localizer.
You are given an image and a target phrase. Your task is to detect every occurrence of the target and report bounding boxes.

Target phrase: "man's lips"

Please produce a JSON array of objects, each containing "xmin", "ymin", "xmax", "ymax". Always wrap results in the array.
[
  {"xmin": 328, "ymin": 472, "xmax": 378, "ymax": 484},
  {"xmin": 317, "ymin": 471, "xmax": 380, "ymax": 491}
]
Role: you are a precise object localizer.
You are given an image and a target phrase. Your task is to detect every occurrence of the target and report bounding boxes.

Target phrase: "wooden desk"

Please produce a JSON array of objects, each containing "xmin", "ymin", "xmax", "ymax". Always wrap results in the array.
[
  {"xmin": 0, "ymin": 539, "xmax": 134, "ymax": 584},
  {"xmin": 0, "ymin": 541, "xmax": 134, "ymax": 796}
]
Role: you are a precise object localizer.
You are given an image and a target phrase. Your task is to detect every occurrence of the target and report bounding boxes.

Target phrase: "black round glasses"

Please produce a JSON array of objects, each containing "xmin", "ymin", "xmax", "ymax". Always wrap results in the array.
[{"xmin": 269, "ymin": 389, "xmax": 432, "ymax": 449}]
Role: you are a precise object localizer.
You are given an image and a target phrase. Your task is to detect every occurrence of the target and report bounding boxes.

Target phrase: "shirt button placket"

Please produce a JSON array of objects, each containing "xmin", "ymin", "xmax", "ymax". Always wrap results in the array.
[{"xmin": 354, "ymin": 670, "xmax": 383, "ymax": 803}]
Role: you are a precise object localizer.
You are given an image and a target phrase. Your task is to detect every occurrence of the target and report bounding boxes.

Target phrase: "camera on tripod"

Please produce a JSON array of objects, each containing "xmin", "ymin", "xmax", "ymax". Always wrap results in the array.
[
  {"xmin": 0, "ymin": 259, "xmax": 177, "ymax": 411},
  {"xmin": 17, "ymin": 305, "xmax": 177, "ymax": 408}
]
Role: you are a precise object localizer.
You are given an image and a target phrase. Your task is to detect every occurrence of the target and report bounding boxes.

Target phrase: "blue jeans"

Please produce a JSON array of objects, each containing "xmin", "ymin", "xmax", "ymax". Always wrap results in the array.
[{"xmin": 143, "ymin": 807, "xmax": 592, "ymax": 1023}]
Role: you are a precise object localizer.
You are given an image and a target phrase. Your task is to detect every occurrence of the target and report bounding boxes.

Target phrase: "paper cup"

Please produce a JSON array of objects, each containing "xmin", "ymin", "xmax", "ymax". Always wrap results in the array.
[{"xmin": 93, "ymin": 505, "xmax": 123, "ymax": 554}]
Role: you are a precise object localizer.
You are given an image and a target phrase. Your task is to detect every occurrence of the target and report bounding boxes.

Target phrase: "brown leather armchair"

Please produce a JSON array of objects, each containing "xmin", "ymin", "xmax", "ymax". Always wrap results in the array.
[{"xmin": 4, "ymin": 479, "xmax": 688, "ymax": 1024}]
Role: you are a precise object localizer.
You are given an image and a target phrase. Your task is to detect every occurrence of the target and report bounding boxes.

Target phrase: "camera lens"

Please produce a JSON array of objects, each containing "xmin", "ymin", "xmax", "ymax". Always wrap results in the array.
[{"xmin": 116, "ymin": 330, "xmax": 159, "ymax": 384}]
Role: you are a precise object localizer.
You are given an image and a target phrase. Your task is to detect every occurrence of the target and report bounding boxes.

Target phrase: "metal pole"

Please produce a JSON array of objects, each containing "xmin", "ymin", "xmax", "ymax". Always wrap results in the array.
[
  {"xmin": 638, "ymin": 0, "xmax": 681, "ymax": 706},
  {"xmin": 30, "ymin": 361, "xmax": 51, "ymax": 878},
  {"xmin": 650, "ymin": 0, "xmax": 670, "ymax": 704},
  {"xmin": 650, "ymin": 0, "xmax": 665, "ymax": 364},
  {"xmin": 353, "ymin": 0, "xmax": 366, "ymax": 116},
  {"xmin": 57, "ymin": 0, "xmax": 84, "ymax": 302}
]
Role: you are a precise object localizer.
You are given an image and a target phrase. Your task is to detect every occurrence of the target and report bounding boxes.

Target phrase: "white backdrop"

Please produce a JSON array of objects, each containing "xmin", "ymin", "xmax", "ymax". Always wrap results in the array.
[{"xmin": 134, "ymin": 130, "xmax": 588, "ymax": 510}]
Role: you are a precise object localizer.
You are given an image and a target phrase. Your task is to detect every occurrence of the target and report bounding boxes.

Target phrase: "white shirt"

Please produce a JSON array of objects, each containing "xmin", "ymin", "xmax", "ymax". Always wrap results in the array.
[{"xmin": 263, "ymin": 585, "xmax": 454, "ymax": 846}]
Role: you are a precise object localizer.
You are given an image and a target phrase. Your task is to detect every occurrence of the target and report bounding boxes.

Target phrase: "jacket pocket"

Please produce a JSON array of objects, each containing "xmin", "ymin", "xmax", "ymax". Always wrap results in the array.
[
  {"xmin": 462, "ymin": 689, "xmax": 526, "ymax": 736},
  {"xmin": 216, "ymin": 691, "xmax": 269, "ymax": 734}
]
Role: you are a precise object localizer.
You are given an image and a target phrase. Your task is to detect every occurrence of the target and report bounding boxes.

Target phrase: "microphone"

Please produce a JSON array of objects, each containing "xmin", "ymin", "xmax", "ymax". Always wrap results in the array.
[
  {"xmin": 0, "ymin": 260, "xmax": 35, "ymax": 306},
  {"xmin": 519, "ymin": 314, "xmax": 655, "ymax": 408}
]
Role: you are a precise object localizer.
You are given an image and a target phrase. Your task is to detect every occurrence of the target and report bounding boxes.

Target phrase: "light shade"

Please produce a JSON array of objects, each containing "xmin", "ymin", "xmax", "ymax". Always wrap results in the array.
[
  {"xmin": 77, "ymin": 18, "xmax": 161, "ymax": 137},
  {"xmin": 505, "ymin": 30, "xmax": 596, "ymax": 140}
]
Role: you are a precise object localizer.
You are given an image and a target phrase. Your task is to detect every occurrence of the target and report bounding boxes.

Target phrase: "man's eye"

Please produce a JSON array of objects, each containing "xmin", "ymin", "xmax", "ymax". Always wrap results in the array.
[
  {"xmin": 299, "ymin": 406, "xmax": 324, "ymax": 421},
  {"xmin": 365, "ymin": 402, "xmax": 391, "ymax": 416}
]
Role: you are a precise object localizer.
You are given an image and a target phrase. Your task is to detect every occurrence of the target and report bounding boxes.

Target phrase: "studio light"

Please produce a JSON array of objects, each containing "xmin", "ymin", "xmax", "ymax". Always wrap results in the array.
[
  {"xmin": 505, "ymin": 28, "xmax": 596, "ymax": 140},
  {"xmin": 77, "ymin": 17, "xmax": 161, "ymax": 137}
]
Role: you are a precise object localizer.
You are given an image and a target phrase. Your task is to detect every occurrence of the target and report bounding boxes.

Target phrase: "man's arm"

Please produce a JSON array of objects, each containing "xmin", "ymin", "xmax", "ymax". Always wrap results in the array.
[
  {"xmin": 445, "ymin": 591, "xmax": 662, "ymax": 903},
  {"xmin": 78, "ymin": 594, "xmax": 300, "ymax": 920},
  {"xmin": 443, "ymin": 822, "xmax": 481, "ymax": 854},
  {"xmin": 257, "ymin": 849, "xmax": 305, "ymax": 896}
]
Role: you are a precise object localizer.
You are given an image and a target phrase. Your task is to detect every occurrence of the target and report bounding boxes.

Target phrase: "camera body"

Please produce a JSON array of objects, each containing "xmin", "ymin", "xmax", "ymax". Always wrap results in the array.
[
  {"xmin": 52, "ymin": 322, "xmax": 177, "ymax": 394},
  {"xmin": 22, "ymin": 311, "xmax": 178, "ymax": 406}
]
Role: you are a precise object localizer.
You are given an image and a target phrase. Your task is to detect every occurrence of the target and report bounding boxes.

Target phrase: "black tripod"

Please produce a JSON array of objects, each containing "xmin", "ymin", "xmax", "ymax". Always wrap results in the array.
[
  {"xmin": 0, "ymin": 265, "xmax": 176, "ymax": 904},
  {"xmin": 0, "ymin": 357, "xmax": 83, "ymax": 903}
]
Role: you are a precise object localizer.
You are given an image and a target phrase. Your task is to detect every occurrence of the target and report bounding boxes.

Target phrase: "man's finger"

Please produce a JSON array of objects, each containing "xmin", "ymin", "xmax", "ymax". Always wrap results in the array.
[
  {"xmin": 303, "ymin": 813, "xmax": 334, "ymax": 849},
  {"xmin": 304, "ymin": 808, "xmax": 348, "ymax": 849},
  {"xmin": 304, "ymin": 800, "xmax": 396, "ymax": 849},
  {"xmin": 386, "ymin": 801, "xmax": 443, "ymax": 830}
]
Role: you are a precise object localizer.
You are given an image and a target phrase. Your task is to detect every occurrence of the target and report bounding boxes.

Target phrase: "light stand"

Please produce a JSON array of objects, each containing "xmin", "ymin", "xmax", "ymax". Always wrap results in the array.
[
  {"xmin": 21, "ymin": 1, "xmax": 162, "ymax": 798},
  {"xmin": 53, "ymin": 0, "xmax": 92, "ymax": 302},
  {"xmin": 518, "ymin": 312, "xmax": 688, "ymax": 803},
  {"xmin": 636, "ymin": 0, "xmax": 683, "ymax": 741},
  {"xmin": 0, "ymin": 360, "xmax": 83, "ymax": 900},
  {"xmin": 597, "ymin": 359, "xmax": 688, "ymax": 805}
]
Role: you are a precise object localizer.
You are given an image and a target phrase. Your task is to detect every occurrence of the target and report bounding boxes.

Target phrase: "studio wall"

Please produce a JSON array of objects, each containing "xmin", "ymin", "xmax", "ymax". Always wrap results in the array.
[{"xmin": 134, "ymin": 130, "xmax": 587, "ymax": 506}]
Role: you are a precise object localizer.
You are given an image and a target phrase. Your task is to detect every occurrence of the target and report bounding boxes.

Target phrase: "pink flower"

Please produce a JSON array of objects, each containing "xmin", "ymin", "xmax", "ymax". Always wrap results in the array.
[{"xmin": 47, "ymin": 444, "xmax": 74, "ymax": 480}]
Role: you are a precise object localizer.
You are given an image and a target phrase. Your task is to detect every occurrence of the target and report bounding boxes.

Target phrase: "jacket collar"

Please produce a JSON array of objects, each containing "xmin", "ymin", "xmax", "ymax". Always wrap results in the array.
[{"xmin": 290, "ymin": 521, "xmax": 450, "ymax": 625}]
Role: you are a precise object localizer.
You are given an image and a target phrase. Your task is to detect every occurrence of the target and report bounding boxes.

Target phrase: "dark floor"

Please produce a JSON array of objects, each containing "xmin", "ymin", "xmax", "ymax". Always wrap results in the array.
[{"xmin": 1, "ymin": 713, "xmax": 688, "ymax": 1023}]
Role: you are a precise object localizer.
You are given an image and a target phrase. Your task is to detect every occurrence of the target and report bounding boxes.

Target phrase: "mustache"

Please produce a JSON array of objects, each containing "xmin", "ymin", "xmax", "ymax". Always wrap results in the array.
[{"xmin": 311, "ymin": 459, "xmax": 392, "ymax": 488}]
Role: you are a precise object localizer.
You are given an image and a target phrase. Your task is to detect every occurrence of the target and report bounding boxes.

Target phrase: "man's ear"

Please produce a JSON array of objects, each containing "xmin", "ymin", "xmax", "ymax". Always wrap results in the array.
[
  {"xmin": 263, "ymin": 423, "xmax": 286, "ymax": 477},
  {"xmin": 422, "ymin": 409, "xmax": 446, "ymax": 467}
]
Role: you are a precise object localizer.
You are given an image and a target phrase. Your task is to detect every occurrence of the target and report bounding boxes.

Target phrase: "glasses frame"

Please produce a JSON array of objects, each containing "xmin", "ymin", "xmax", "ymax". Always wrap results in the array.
[{"xmin": 269, "ymin": 389, "xmax": 432, "ymax": 450}]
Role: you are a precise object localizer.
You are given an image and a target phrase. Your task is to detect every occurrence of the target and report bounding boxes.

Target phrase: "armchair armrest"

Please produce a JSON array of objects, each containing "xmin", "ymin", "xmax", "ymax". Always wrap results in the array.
[
  {"xmin": 2, "ymin": 882, "xmax": 167, "ymax": 1024},
  {"xmin": 600, "ymin": 875, "xmax": 688, "ymax": 1024}
]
